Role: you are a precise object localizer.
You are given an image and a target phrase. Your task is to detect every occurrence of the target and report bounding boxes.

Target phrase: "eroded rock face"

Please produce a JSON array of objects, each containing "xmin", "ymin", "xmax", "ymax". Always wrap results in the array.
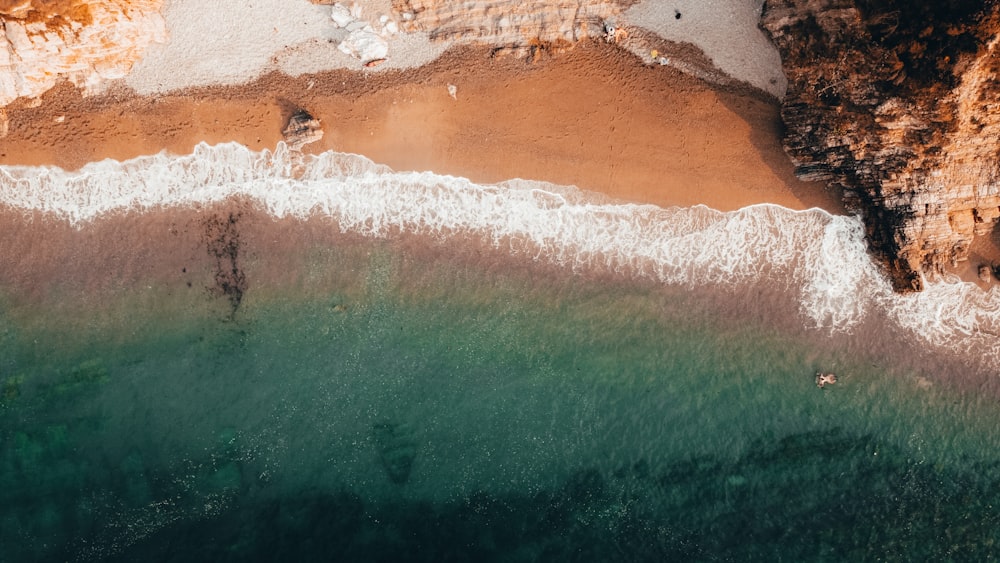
[
  {"xmin": 762, "ymin": 0, "xmax": 1000, "ymax": 291},
  {"xmin": 0, "ymin": 0, "xmax": 166, "ymax": 106},
  {"xmin": 391, "ymin": 0, "xmax": 636, "ymax": 49}
]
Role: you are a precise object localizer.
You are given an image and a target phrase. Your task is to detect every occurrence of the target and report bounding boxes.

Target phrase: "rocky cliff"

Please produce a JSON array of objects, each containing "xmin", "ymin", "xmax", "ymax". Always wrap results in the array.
[
  {"xmin": 762, "ymin": 0, "xmax": 1000, "ymax": 290},
  {"xmin": 391, "ymin": 0, "xmax": 635, "ymax": 50},
  {"xmin": 0, "ymin": 0, "xmax": 166, "ymax": 107}
]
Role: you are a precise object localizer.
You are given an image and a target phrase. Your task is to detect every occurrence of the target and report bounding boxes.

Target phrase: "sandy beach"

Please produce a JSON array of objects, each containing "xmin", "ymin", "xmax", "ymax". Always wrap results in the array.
[
  {"xmin": 0, "ymin": 42, "xmax": 840, "ymax": 214},
  {"xmin": 7, "ymin": 5, "xmax": 1000, "ymax": 561}
]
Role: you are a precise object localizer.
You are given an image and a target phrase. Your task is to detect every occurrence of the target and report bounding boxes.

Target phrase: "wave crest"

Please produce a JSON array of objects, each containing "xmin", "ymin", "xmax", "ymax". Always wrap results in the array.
[{"xmin": 2, "ymin": 142, "xmax": 998, "ymax": 367}]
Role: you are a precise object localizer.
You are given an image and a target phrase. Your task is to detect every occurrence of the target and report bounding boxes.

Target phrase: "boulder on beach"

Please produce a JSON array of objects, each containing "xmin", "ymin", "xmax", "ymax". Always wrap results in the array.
[
  {"xmin": 282, "ymin": 110, "xmax": 324, "ymax": 150},
  {"xmin": 329, "ymin": 2, "xmax": 391, "ymax": 64}
]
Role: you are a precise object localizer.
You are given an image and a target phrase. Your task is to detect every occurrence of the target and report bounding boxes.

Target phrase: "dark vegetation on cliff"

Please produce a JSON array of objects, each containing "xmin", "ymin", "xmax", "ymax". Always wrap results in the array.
[{"xmin": 764, "ymin": 0, "xmax": 1000, "ymax": 291}]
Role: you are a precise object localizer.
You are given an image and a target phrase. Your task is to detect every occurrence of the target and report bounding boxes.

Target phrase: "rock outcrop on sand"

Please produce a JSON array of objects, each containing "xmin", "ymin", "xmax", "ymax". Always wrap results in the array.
[
  {"xmin": 283, "ymin": 109, "xmax": 324, "ymax": 150},
  {"xmin": 0, "ymin": 0, "xmax": 166, "ymax": 107},
  {"xmin": 763, "ymin": 0, "xmax": 1000, "ymax": 291},
  {"xmin": 391, "ymin": 0, "xmax": 636, "ymax": 49},
  {"xmin": 328, "ymin": 2, "xmax": 394, "ymax": 63}
]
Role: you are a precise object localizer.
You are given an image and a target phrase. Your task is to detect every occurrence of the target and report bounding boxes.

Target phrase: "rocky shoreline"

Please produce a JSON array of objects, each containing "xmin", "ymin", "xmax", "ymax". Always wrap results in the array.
[{"xmin": 763, "ymin": 0, "xmax": 1000, "ymax": 291}]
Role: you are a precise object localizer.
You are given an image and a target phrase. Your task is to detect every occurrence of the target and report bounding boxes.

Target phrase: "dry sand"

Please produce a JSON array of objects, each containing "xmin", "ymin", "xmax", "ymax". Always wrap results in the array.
[
  {"xmin": 120, "ymin": 0, "xmax": 785, "ymax": 98},
  {"xmin": 625, "ymin": 0, "xmax": 786, "ymax": 97},
  {"xmin": 0, "ymin": 42, "xmax": 840, "ymax": 214}
]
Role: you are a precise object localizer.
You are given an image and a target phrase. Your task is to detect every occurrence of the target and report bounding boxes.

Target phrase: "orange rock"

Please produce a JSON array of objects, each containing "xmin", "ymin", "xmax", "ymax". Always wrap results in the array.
[{"xmin": 763, "ymin": 0, "xmax": 1000, "ymax": 292}]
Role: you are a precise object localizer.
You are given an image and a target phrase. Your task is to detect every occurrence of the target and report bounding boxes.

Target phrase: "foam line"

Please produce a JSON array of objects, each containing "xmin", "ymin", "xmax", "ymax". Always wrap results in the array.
[{"xmin": 2, "ymin": 142, "xmax": 998, "ymax": 367}]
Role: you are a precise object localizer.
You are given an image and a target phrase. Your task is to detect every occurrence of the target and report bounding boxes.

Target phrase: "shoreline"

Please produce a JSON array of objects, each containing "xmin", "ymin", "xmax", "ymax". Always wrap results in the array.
[
  {"xmin": 0, "ymin": 42, "xmax": 842, "ymax": 214},
  {"xmin": 4, "ymin": 40, "xmax": 998, "ymax": 286},
  {"xmin": 3, "ymin": 197, "xmax": 998, "ymax": 388}
]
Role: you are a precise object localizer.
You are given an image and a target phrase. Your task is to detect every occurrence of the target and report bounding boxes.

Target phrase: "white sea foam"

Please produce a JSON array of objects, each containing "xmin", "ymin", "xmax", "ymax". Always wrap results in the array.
[{"xmin": 1, "ymin": 142, "xmax": 998, "ymax": 367}]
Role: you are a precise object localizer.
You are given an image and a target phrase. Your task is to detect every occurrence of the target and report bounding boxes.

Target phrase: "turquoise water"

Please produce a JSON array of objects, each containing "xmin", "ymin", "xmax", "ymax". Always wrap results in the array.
[
  {"xmin": 3, "ymin": 144, "xmax": 1000, "ymax": 560},
  {"xmin": 2, "ymin": 231, "xmax": 1000, "ymax": 562}
]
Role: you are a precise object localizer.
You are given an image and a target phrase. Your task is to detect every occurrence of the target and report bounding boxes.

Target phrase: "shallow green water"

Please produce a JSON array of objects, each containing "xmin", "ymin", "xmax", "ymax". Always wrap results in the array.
[{"xmin": 2, "ymin": 240, "xmax": 999, "ymax": 562}]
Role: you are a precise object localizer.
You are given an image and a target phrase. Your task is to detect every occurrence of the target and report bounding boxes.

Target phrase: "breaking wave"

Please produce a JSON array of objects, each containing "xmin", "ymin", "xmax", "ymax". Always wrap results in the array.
[{"xmin": 2, "ymin": 142, "xmax": 998, "ymax": 366}]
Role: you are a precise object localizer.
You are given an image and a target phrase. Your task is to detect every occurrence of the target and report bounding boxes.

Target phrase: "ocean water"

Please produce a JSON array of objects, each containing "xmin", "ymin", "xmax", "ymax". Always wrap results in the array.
[{"xmin": 2, "ymin": 143, "xmax": 1000, "ymax": 561}]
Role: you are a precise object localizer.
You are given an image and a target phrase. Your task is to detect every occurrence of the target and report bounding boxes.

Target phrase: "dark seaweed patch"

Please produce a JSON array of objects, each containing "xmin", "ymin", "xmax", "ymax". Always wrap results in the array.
[{"xmin": 203, "ymin": 212, "xmax": 248, "ymax": 320}]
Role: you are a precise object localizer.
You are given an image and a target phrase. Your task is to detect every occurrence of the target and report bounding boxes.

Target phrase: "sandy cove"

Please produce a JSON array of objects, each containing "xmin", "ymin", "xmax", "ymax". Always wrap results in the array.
[{"xmin": 0, "ymin": 42, "xmax": 841, "ymax": 214}]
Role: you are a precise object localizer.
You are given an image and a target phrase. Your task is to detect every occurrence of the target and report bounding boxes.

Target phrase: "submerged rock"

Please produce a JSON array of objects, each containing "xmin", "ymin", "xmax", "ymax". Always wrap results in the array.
[{"xmin": 371, "ymin": 421, "xmax": 417, "ymax": 485}]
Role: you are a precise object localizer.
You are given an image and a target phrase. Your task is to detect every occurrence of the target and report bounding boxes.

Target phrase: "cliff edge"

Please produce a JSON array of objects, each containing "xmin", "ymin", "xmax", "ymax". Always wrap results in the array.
[
  {"xmin": 763, "ymin": 0, "xmax": 1000, "ymax": 290},
  {"xmin": 0, "ymin": 0, "xmax": 166, "ymax": 107}
]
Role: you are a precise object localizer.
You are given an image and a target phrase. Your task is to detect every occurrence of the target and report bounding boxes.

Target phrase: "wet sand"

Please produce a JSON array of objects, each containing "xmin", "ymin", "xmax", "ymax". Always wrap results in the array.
[{"xmin": 0, "ymin": 42, "xmax": 841, "ymax": 214}]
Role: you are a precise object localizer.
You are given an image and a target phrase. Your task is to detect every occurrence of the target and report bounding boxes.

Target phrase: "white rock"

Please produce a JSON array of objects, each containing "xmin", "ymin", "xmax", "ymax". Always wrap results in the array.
[
  {"xmin": 0, "ymin": 2, "xmax": 166, "ymax": 106},
  {"xmin": 345, "ymin": 20, "xmax": 369, "ymax": 33},
  {"xmin": 384, "ymin": 21, "xmax": 399, "ymax": 35},
  {"xmin": 330, "ymin": 3, "xmax": 353, "ymax": 27},
  {"xmin": 338, "ymin": 28, "xmax": 389, "ymax": 62},
  {"xmin": 123, "ymin": 0, "xmax": 451, "ymax": 94},
  {"xmin": 0, "ymin": 74, "xmax": 15, "ymax": 107}
]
